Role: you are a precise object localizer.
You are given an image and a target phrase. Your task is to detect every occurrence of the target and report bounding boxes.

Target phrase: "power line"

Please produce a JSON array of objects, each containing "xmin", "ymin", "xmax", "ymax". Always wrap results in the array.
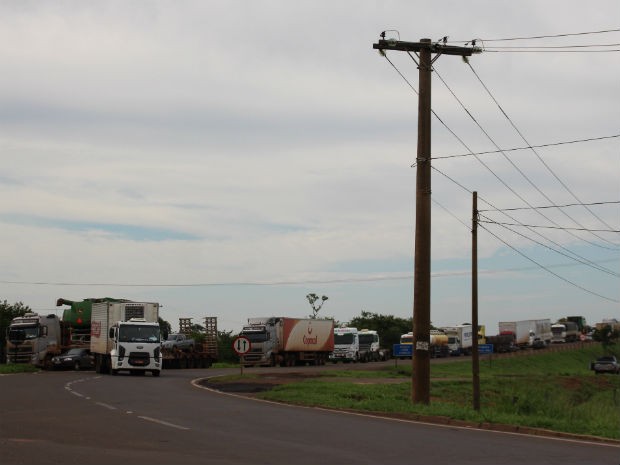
[
  {"xmin": 483, "ymin": 48, "xmax": 620, "ymax": 53},
  {"xmin": 478, "ymin": 218, "xmax": 620, "ymax": 234},
  {"xmin": 478, "ymin": 222, "xmax": 619, "ymax": 303},
  {"xmin": 432, "ymin": 134, "xmax": 620, "ymax": 160},
  {"xmin": 431, "ymin": 165, "xmax": 620, "ymax": 276},
  {"xmin": 379, "ymin": 51, "xmax": 619, "ymax": 272},
  {"xmin": 479, "ymin": 200, "xmax": 620, "ymax": 212},
  {"xmin": 466, "ymin": 61, "xmax": 619, "ymax": 245},
  {"xmin": 431, "ymin": 64, "xmax": 616, "ymax": 250},
  {"xmin": 454, "ymin": 28, "xmax": 620, "ymax": 43},
  {"xmin": 483, "ymin": 43, "xmax": 620, "ymax": 49}
]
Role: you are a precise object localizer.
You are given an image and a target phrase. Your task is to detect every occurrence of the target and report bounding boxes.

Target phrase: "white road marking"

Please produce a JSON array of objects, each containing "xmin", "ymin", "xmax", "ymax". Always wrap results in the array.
[{"xmin": 138, "ymin": 416, "xmax": 190, "ymax": 430}]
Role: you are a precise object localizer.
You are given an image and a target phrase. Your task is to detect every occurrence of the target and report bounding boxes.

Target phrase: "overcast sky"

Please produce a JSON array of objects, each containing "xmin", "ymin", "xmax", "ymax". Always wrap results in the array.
[{"xmin": 1, "ymin": 1, "xmax": 618, "ymax": 335}]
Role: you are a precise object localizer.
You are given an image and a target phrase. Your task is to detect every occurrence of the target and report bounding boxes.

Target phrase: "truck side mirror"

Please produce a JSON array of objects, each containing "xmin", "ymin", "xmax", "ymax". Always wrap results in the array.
[{"xmin": 109, "ymin": 328, "xmax": 115, "ymax": 339}]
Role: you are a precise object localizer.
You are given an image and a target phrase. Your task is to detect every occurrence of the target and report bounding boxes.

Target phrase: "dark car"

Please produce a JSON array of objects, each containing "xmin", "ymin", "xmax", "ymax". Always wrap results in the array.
[
  {"xmin": 592, "ymin": 356, "xmax": 620, "ymax": 375},
  {"xmin": 51, "ymin": 348, "xmax": 94, "ymax": 371}
]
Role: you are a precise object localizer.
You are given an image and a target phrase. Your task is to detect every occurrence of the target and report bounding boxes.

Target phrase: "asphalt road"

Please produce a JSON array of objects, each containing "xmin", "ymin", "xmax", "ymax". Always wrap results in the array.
[{"xmin": 1, "ymin": 367, "xmax": 618, "ymax": 465}]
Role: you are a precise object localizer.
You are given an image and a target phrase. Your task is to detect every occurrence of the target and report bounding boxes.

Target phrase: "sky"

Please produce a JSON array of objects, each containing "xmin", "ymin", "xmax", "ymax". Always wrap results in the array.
[{"xmin": 1, "ymin": 1, "xmax": 618, "ymax": 335}]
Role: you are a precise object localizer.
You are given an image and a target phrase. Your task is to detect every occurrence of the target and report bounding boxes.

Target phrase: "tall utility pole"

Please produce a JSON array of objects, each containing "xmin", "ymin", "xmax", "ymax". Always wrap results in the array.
[
  {"xmin": 472, "ymin": 191, "xmax": 480, "ymax": 411},
  {"xmin": 373, "ymin": 36, "xmax": 481, "ymax": 404}
]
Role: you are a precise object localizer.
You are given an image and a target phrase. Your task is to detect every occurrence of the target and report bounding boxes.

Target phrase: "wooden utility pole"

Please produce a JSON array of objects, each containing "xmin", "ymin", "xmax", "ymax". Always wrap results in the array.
[
  {"xmin": 373, "ymin": 36, "xmax": 481, "ymax": 404},
  {"xmin": 472, "ymin": 191, "xmax": 480, "ymax": 410}
]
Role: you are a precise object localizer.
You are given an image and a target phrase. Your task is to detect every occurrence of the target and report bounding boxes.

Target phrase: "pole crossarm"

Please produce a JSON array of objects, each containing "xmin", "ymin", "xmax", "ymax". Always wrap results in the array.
[{"xmin": 373, "ymin": 39, "xmax": 482, "ymax": 57}]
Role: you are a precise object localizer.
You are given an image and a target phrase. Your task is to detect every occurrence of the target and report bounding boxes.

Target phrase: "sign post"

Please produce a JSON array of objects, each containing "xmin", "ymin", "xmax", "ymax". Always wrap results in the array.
[{"xmin": 232, "ymin": 336, "xmax": 251, "ymax": 375}]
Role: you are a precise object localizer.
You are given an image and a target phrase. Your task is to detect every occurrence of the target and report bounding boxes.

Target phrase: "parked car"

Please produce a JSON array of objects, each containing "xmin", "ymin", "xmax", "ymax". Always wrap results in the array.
[
  {"xmin": 592, "ymin": 356, "xmax": 620, "ymax": 375},
  {"xmin": 51, "ymin": 348, "xmax": 94, "ymax": 371}
]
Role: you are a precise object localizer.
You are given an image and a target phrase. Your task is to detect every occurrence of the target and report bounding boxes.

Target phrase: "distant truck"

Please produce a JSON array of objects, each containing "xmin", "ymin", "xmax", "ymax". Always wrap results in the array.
[
  {"xmin": 400, "ymin": 330, "xmax": 450, "ymax": 358},
  {"xmin": 358, "ymin": 329, "xmax": 389, "ymax": 361},
  {"xmin": 239, "ymin": 317, "xmax": 334, "ymax": 367},
  {"xmin": 90, "ymin": 300, "xmax": 162, "ymax": 376},
  {"xmin": 5, "ymin": 297, "xmax": 127, "ymax": 367},
  {"xmin": 441, "ymin": 324, "xmax": 473, "ymax": 356},
  {"xmin": 330, "ymin": 327, "xmax": 360, "ymax": 363},
  {"xmin": 551, "ymin": 321, "xmax": 580, "ymax": 343},
  {"xmin": 485, "ymin": 334, "xmax": 518, "ymax": 353},
  {"xmin": 498, "ymin": 319, "xmax": 551, "ymax": 348}
]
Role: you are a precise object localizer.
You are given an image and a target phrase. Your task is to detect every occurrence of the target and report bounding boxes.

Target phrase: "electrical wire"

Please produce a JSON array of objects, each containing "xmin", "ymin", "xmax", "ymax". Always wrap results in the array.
[
  {"xmin": 478, "ymin": 219, "xmax": 620, "ymax": 233},
  {"xmin": 467, "ymin": 61, "xmax": 618, "ymax": 238},
  {"xmin": 431, "ymin": 64, "xmax": 616, "ymax": 249},
  {"xmin": 431, "ymin": 165, "xmax": 620, "ymax": 276},
  {"xmin": 432, "ymin": 134, "xmax": 620, "ymax": 160},
  {"xmin": 479, "ymin": 200, "xmax": 620, "ymax": 212},
  {"xmin": 451, "ymin": 28, "xmax": 620, "ymax": 43},
  {"xmin": 478, "ymin": 222, "xmax": 619, "ymax": 303}
]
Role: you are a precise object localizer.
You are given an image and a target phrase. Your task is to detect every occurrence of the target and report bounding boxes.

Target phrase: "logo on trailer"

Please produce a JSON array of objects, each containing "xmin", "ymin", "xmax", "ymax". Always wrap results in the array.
[{"xmin": 91, "ymin": 321, "xmax": 101, "ymax": 338}]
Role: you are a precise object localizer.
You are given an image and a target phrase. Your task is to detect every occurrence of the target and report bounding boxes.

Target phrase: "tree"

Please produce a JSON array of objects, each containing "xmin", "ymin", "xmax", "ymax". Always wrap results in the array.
[
  {"xmin": 0, "ymin": 300, "xmax": 31, "ymax": 364},
  {"xmin": 592, "ymin": 324, "xmax": 619, "ymax": 353},
  {"xmin": 306, "ymin": 293, "xmax": 328, "ymax": 319},
  {"xmin": 348, "ymin": 310, "xmax": 413, "ymax": 349},
  {"xmin": 217, "ymin": 329, "xmax": 238, "ymax": 364},
  {"xmin": 158, "ymin": 317, "xmax": 172, "ymax": 340}
]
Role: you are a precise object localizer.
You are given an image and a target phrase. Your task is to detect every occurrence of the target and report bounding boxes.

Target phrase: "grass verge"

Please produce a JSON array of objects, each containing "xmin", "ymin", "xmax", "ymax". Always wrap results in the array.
[{"xmin": 255, "ymin": 345, "xmax": 620, "ymax": 439}]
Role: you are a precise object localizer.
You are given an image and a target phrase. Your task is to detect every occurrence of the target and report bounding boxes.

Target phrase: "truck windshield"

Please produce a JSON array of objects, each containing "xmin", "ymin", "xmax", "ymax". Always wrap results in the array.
[
  {"xmin": 359, "ymin": 334, "xmax": 376, "ymax": 345},
  {"xmin": 241, "ymin": 330, "xmax": 269, "ymax": 343},
  {"xmin": 119, "ymin": 325, "xmax": 160, "ymax": 343},
  {"xmin": 334, "ymin": 333, "xmax": 355, "ymax": 344},
  {"xmin": 9, "ymin": 326, "xmax": 38, "ymax": 340}
]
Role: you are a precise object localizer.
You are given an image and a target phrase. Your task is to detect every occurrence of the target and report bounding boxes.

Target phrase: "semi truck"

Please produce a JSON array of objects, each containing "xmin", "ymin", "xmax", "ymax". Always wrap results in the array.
[
  {"xmin": 239, "ymin": 317, "xmax": 334, "ymax": 367},
  {"xmin": 358, "ymin": 329, "xmax": 389, "ymax": 361},
  {"xmin": 330, "ymin": 327, "xmax": 360, "ymax": 363},
  {"xmin": 90, "ymin": 300, "xmax": 162, "ymax": 376},
  {"xmin": 400, "ymin": 330, "xmax": 450, "ymax": 358},
  {"xmin": 498, "ymin": 319, "xmax": 552, "ymax": 348},
  {"xmin": 5, "ymin": 297, "xmax": 124, "ymax": 367},
  {"xmin": 441, "ymin": 324, "xmax": 473, "ymax": 356},
  {"xmin": 551, "ymin": 321, "xmax": 580, "ymax": 343}
]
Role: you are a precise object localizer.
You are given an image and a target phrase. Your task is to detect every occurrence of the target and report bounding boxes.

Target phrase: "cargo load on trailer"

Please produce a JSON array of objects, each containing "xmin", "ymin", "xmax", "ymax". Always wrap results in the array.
[
  {"xmin": 161, "ymin": 317, "xmax": 218, "ymax": 369},
  {"xmin": 240, "ymin": 317, "xmax": 334, "ymax": 367},
  {"xmin": 498, "ymin": 319, "xmax": 551, "ymax": 348},
  {"xmin": 400, "ymin": 330, "xmax": 450, "ymax": 358},
  {"xmin": 5, "ymin": 297, "xmax": 129, "ymax": 368}
]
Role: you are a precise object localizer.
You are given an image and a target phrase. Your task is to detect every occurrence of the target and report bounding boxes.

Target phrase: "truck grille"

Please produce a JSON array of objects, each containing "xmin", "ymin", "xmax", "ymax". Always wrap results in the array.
[{"xmin": 128, "ymin": 352, "xmax": 150, "ymax": 366}]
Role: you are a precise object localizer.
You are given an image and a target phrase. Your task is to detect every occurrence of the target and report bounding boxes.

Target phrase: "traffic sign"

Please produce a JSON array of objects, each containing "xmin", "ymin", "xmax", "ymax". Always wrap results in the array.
[
  {"xmin": 232, "ymin": 336, "xmax": 251, "ymax": 355},
  {"xmin": 392, "ymin": 343, "xmax": 413, "ymax": 358},
  {"xmin": 478, "ymin": 343, "xmax": 493, "ymax": 354}
]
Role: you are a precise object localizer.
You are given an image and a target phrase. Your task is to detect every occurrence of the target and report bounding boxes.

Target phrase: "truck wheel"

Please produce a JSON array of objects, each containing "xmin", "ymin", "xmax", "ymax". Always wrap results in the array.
[
  {"xmin": 111, "ymin": 369, "xmax": 118, "ymax": 376},
  {"xmin": 152, "ymin": 370, "xmax": 160, "ymax": 377}
]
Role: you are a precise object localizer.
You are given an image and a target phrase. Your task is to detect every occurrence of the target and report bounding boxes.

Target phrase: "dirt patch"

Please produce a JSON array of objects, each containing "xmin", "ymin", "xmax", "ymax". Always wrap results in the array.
[{"xmin": 200, "ymin": 371, "xmax": 406, "ymax": 394}]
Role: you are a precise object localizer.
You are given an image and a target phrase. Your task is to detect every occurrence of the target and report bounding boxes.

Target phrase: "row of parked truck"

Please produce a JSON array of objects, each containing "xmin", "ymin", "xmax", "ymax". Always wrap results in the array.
[
  {"xmin": 397, "ymin": 316, "xmax": 589, "ymax": 356},
  {"xmin": 5, "ymin": 297, "xmax": 219, "ymax": 375}
]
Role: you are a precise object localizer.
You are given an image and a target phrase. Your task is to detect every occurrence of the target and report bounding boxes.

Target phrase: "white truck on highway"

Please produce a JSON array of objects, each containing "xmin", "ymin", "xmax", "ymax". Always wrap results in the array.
[
  {"xmin": 441, "ymin": 324, "xmax": 473, "ymax": 356},
  {"xmin": 330, "ymin": 327, "xmax": 360, "ymax": 363},
  {"xmin": 498, "ymin": 319, "xmax": 552, "ymax": 348},
  {"xmin": 90, "ymin": 300, "xmax": 162, "ymax": 376}
]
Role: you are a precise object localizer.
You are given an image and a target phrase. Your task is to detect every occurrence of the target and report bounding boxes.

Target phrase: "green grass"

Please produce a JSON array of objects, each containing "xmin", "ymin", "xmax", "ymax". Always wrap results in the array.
[
  {"xmin": 0, "ymin": 363, "xmax": 39, "ymax": 374},
  {"xmin": 256, "ymin": 345, "xmax": 620, "ymax": 439}
]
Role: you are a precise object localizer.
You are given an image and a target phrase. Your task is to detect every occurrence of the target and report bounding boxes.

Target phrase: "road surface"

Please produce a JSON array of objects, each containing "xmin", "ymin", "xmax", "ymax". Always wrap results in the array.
[{"xmin": 1, "ymin": 368, "xmax": 618, "ymax": 465}]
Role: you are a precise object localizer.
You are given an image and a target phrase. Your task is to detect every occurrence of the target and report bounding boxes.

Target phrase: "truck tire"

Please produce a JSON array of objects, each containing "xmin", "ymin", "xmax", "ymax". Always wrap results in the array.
[{"xmin": 152, "ymin": 370, "xmax": 160, "ymax": 377}]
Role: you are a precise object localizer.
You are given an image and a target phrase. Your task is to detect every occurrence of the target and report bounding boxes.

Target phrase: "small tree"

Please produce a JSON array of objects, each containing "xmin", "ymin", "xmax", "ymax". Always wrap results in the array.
[
  {"xmin": 158, "ymin": 317, "xmax": 172, "ymax": 340},
  {"xmin": 306, "ymin": 293, "xmax": 328, "ymax": 319}
]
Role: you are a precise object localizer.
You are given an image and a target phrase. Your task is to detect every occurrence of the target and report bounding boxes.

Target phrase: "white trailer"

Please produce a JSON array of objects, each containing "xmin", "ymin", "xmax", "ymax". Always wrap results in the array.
[
  {"xmin": 498, "ymin": 319, "xmax": 551, "ymax": 348},
  {"xmin": 90, "ymin": 301, "xmax": 162, "ymax": 376},
  {"xmin": 441, "ymin": 324, "xmax": 473, "ymax": 356}
]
